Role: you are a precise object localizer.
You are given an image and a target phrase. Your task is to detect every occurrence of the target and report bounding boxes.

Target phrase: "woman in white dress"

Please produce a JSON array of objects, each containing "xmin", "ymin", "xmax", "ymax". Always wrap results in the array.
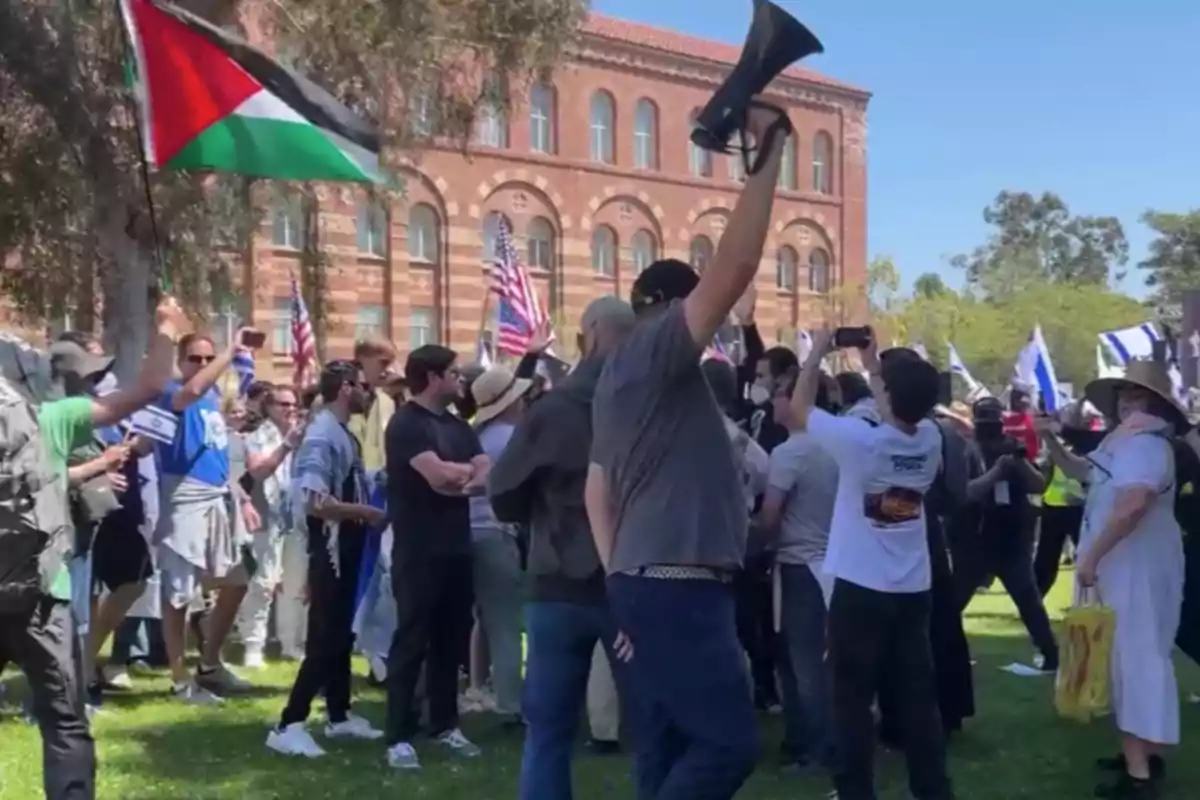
[{"xmin": 1038, "ymin": 360, "xmax": 1186, "ymax": 799}]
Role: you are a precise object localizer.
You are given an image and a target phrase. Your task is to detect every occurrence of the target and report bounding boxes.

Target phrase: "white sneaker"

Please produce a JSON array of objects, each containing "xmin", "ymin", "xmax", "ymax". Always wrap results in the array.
[
  {"xmin": 325, "ymin": 714, "xmax": 383, "ymax": 740},
  {"xmin": 172, "ymin": 681, "xmax": 224, "ymax": 706},
  {"xmin": 436, "ymin": 727, "xmax": 481, "ymax": 757},
  {"xmin": 104, "ymin": 666, "xmax": 133, "ymax": 690},
  {"xmin": 386, "ymin": 742, "xmax": 421, "ymax": 770},
  {"xmin": 267, "ymin": 723, "xmax": 326, "ymax": 758},
  {"xmin": 242, "ymin": 650, "xmax": 266, "ymax": 670},
  {"xmin": 369, "ymin": 656, "xmax": 388, "ymax": 683}
]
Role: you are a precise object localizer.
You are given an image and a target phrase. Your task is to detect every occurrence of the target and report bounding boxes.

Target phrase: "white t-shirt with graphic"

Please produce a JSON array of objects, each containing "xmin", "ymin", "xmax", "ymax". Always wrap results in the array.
[{"xmin": 808, "ymin": 409, "xmax": 941, "ymax": 594}]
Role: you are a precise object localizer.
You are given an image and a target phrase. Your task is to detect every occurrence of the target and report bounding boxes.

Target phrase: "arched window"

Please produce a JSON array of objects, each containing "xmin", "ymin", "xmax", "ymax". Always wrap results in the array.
[
  {"xmin": 634, "ymin": 98, "xmax": 657, "ymax": 170},
  {"xmin": 406, "ymin": 204, "xmax": 439, "ymax": 263},
  {"xmin": 776, "ymin": 246, "xmax": 798, "ymax": 291},
  {"xmin": 589, "ymin": 91, "xmax": 615, "ymax": 164},
  {"xmin": 529, "ymin": 83, "xmax": 555, "ymax": 154},
  {"xmin": 688, "ymin": 109, "xmax": 713, "ymax": 178},
  {"xmin": 809, "ymin": 248, "xmax": 831, "ymax": 293},
  {"xmin": 689, "ymin": 235, "xmax": 714, "ymax": 272},
  {"xmin": 475, "ymin": 72, "xmax": 508, "ymax": 149},
  {"xmin": 482, "ymin": 211, "xmax": 511, "ymax": 262},
  {"xmin": 631, "ymin": 230, "xmax": 657, "ymax": 274},
  {"xmin": 527, "ymin": 217, "xmax": 554, "ymax": 271},
  {"xmin": 778, "ymin": 133, "xmax": 797, "ymax": 191},
  {"xmin": 591, "ymin": 226, "xmax": 616, "ymax": 276},
  {"xmin": 813, "ymin": 131, "xmax": 833, "ymax": 194},
  {"xmin": 356, "ymin": 197, "xmax": 388, "ymax": 257}
]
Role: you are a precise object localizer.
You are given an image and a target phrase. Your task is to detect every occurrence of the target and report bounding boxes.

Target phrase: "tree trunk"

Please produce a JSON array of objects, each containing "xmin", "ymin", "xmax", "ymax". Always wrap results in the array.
[{"xmin": 97, "ymin": 205, "xmax": 154, "ymax": 385}]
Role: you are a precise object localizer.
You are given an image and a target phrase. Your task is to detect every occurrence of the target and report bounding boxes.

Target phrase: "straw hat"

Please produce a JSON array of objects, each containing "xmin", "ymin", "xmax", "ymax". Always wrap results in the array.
[
  {"xmin": 1084, "ymin": 358, "xmax": 1187, "ymax": 429},
  {"xmin": 471, "ymin": 366, "xmax": 532, "ymax": 426}
]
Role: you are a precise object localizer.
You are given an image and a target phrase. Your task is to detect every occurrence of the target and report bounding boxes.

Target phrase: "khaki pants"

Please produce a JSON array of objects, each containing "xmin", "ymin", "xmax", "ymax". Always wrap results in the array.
[{"xmin": 587, "ymin": 641, "xmax": 619, "ymax": 741}]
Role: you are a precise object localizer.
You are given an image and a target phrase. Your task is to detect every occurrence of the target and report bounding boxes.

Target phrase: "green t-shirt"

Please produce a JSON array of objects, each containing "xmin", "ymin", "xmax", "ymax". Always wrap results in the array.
[{"xmin": 36, "ymin": 396, "xmax": 96, "ymax": 600}]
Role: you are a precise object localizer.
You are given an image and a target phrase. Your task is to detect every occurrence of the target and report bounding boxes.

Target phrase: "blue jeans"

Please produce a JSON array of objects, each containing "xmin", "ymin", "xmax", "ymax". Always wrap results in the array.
[
  {"xmin": 607, "ymin": 573, "xmax": 760, "ymax": 800},
  {"xmin": 519, "ymin": 601, "xmax": 622, "ymax": 800},
  {"xmin": 777, "ymin": 564, "xmax": 833, "ymax": 766}
]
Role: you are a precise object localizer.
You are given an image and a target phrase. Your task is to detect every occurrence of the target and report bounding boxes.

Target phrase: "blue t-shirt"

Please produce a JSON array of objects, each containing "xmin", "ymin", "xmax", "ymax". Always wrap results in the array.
[{"xmin": 155, "ymin": 380, "xmax": 229, "ymax": 486}]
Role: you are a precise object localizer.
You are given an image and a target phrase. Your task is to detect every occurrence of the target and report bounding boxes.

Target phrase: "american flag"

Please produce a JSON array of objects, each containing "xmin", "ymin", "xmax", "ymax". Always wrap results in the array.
[
  {"xmin": 490, "ymin": 220, "xmax": 547, "ymax": 356},
  {"xmin": 290, "ymin": 272, "xmax": 317, "ymax": 387}
]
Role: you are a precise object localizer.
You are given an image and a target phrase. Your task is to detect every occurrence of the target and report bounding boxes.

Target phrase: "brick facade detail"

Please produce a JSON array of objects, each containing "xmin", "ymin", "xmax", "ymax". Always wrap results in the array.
[{"xmin": 218, "ymin": 16, "xmax": 867, "ymax": 376}]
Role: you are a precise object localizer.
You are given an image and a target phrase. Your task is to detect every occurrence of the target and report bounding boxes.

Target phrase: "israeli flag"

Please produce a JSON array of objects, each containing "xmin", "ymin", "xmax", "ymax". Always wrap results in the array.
[
  {"xmin": 1096, "ymin": 344, "xmax": 1123, "ymax": 379},
  {"xmin": 129, "ymin": 404, "xmax": 178, "ymax": 444},
  {"xmin": 1100, "ymin": 322, "xmax": 1159, "ymax": 365},
  {"xmin": 232, "ymin": 347, "xmax": 255, "ymax": 396},
  {"xmin": 947, "ymin": 342, "xmax": 982, "ymax": 392},
  {"xmin": 1014, "ymin": 325, "xmax": 1061, "ymax": 412}
]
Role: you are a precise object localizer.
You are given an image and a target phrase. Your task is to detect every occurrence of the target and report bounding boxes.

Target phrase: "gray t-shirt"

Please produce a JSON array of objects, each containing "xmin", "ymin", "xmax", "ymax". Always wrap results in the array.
[
  {"xmin": 591, "ymin": 302, "xmax": 746, "ymax": 572},
  {"xmin": 767, "ymin": 432, "xmax": 838, "ymax": 565}
]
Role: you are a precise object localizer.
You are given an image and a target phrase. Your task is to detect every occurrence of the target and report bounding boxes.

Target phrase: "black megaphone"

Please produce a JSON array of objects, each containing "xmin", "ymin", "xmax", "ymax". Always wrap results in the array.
[{"xmin": 691, "ymin": 0, "xmax": 824, "ymax": 165}]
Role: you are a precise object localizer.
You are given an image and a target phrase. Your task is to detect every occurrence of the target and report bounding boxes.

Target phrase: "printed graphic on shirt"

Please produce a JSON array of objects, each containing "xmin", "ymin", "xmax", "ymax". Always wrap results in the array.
[
  {"xmin": 199, "ymin": 409, "xmax": 228, "ymax": 451},
  {"xmin": 863, "ymin": 487, "xmax": 925, "ymax": 525}
]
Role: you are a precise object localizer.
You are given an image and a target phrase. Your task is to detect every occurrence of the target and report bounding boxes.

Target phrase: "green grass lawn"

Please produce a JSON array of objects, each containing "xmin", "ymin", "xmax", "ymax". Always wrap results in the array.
[{"xmin": 3, "ymin": 574, "xmax": 1200, "ymax": 799}]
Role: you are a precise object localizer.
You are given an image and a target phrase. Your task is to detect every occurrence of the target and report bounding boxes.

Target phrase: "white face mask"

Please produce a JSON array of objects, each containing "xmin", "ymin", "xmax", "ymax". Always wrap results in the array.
[
  {"xmin": 748, "ymin": 384, "xmax": 770, "ymax": 406},
  {"xmin": 94, "ymin": 372, "xmax": 118, "ymax": 396}
]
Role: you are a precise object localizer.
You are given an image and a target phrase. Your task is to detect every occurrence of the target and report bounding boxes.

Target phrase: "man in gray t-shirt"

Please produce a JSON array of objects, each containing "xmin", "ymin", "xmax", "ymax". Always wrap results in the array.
[
  {"xmin": 585, "ymin": 102, "xmax": 792, "ymax": 800},
  {"xmin": 766, "ymin": 432, "xmax": 838, "ymax": 571}
]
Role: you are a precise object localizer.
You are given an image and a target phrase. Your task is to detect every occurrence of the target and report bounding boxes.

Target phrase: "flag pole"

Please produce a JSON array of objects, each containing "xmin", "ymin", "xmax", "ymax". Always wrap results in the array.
[
  {"xmin": 476, "ymin": 287, "xmax": 494, "ymax": 362},
  {"xmin": 115, "ymin": 0, "xmax": 170, "ymax": 294}
]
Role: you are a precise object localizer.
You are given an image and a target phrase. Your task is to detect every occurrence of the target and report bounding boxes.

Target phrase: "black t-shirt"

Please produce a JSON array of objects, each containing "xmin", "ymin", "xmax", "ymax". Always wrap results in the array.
[{"xmin": 385, "ymin": 401, "xmax": 482, "ymax": 562}]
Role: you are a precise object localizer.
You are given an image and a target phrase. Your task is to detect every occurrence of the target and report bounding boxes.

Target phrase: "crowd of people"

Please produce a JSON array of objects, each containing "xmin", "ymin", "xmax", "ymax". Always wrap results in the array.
[{"xmin": 2, "ymin": 99, "xmax": 1200, "ymax": 800}]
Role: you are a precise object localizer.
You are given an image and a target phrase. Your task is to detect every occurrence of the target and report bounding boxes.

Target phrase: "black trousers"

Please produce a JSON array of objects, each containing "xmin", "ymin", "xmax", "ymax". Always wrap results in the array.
[
  {"xmin": 734, "ymin": 552, "xmax": 777, "ymax": 705},
  {"xmin": 955, "ymin": 522, "xmax": 1059, "ymax": 667},
  {"xmin": 1034, "ymin": 505, "xmax": 1083, "ymax": 598},
  {"xmin": 280, "ymin": 528, "xmax": 364, "ymax": 727},
  {"xmin": 1176, "ymin": 534, "xmax": 1200, "ymax": 666},
  {"xmin": 0, "ymin": 598, "xmax": 95, "ymax": 800},
  {"xmin": 385, "ymin": 554, "xmax": 474, "ymax": 744},
  {"xmin": 829, "ymin": 579, "xmax": 953, "ymax": 800}
]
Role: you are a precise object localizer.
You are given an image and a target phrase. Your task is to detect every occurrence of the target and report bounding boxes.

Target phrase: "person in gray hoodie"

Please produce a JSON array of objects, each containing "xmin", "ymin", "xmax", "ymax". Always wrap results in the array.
[{"xmin": 488, "ymin": 296, "xmax": 635, "ymax": 800}]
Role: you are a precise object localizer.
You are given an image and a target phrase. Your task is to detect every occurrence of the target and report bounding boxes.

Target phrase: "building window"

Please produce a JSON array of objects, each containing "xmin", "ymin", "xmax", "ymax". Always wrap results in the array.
[
  {"xmin": 776, "ymin": 246, "xmax": 798, "ymax": 291},
  {"xmin": 409, "ymin": 89, "xmax": 436, "ymax": 137},
  {"xmin": 409, "ymin": 306, "xmax": 435, "ymax": 349},
  {"xmin": 634, "ymin": 98, "xmax": 657, "ymax": 170},
  {"xmin": 527, "ymin": 217, "xmax": 554, "ymax": 271},
  {"xmin": 589, "ymin": 91, "xmax": 615, "ymax": 164},
  {"xmin": 407, "ymin": 203, "xmax": 439, "ymax": 263},
  {"xmin": 813, "ymin": 131, "xmax": 833, "ymax": 194},
  {"xmin": 809, "ymin": 248, "xmax": 831, "ymax": 293},
  {"xmin": 728, "ymin": 132, "xmax": 746, "ymax": 183},
  {"xmin": 482, "ymin": 211, "xmax": 510, "ymax": 262},
  {"xmin": 355, "ymin": 198, "xmax": 388, "ymax": 257},
  {"xmin": 779, "ymin": 133, "xmax": 797, "ymax": 191},
  {"xmin": 270, "ymin": 195, "xmax": 306, "ymax": 249},
  {"xmin": 475, "ymin": 72, "xmax": 508, "ymax": 148},
  {"xmin": 591, "ymin": 225, "xmax": 616, "ymax": 277},
  {"xmin": 355, "ymin": 304, "xmax": 386, "ymax": 341},
  {"xmin": 271, "ymin": 297, "xmax": 293, "ymax": 353},
  {"xmin": 689, "ymin": 235, "xmax": 714, "ymax": 272},
  {"xmin": 688, "ymin": 109, "xmax": 712, "ymax": 178},
  {"xmin": 529, "ymin": 83, "xmax": 555, "ymax": 154},
  {"xmin": 209, "ymin": 306, "xmax": 238, "ymax": 352},
  {"xmin": 631, "ymin": 230, "xmax": 656, "ymax": 274}
]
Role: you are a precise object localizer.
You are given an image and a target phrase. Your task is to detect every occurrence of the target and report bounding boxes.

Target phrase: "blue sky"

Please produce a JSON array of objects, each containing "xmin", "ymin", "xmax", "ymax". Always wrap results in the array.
[{"xmin": 592, "ymin": 0, "xmax": 1200, "ymax": 297}]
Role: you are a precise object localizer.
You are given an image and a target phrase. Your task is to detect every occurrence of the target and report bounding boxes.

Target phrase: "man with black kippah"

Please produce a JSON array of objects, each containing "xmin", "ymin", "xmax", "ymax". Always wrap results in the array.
[{"xmin": 587, "ymin": 101, "xmax": 791, "ymax": 799}]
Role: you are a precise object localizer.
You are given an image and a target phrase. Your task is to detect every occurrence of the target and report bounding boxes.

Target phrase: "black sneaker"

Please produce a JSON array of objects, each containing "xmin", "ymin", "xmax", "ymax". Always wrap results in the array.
[
  {"xmin": 1096, "ymin": 754, "xmax": 1165, "ymax": 782},
  {"xmin": 585, "ymin": 738, "xmax": 620, "ymax": 755},
  {"xmin": 1094, "ymin": 772, "xmax": 1159, "ymax": 798}
]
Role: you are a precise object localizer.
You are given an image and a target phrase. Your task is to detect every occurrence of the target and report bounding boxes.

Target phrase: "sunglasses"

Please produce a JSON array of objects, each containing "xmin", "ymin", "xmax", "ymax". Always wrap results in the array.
[{"xmin": 186, "ymin": 355, "xmax": 216, "ymax": 365}]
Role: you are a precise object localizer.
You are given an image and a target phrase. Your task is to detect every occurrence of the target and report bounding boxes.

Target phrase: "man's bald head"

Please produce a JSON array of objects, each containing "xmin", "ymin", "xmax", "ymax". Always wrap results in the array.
[{"xmin": 579, "ymin": 295, "xmax": 634, "ymax": 358}]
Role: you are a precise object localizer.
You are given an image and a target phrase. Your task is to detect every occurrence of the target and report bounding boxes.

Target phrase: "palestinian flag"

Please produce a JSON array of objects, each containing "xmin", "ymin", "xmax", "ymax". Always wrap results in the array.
[{"xmin": 119, "ymin": 0, "xmax": 381, "ymax": 183}]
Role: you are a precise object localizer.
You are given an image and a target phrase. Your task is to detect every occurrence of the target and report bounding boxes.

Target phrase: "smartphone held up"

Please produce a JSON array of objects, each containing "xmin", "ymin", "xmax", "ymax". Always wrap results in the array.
[{"xmin": 833, "ymin": 326, "xmax": 872, "ymax": 350}]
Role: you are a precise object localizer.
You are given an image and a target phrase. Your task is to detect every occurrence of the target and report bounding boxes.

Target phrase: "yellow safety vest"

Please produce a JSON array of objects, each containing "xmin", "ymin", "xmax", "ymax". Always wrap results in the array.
[{"xmin": 1043, "ymin": 465, "xmax": 1084, "ymax": 507}]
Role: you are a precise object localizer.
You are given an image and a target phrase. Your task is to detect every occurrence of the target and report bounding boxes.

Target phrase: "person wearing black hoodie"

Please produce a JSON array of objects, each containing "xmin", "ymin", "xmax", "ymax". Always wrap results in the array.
[{"xmin": 488, "ymin": 296, "xmax": 636, "ymax": 800}]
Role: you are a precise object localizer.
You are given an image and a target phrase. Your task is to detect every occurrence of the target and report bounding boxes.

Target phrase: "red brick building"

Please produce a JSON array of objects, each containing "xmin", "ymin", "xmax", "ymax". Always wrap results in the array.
[{"xmin": 238, "ymin": 14, "xmax": 870, "ymax": 372}]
